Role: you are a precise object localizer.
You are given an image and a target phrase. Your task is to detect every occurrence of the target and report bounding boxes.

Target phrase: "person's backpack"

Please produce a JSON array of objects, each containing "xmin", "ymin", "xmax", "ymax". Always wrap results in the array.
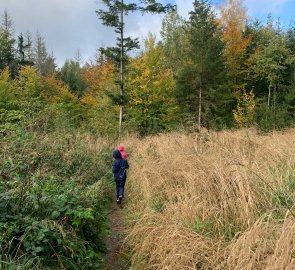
[{"xmin": 118, "ymin": 160, "xmax": 127, "ymax": 179}]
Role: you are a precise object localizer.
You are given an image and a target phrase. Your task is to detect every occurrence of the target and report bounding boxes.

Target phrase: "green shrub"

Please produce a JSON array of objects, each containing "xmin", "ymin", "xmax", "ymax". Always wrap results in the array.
[{"xmin": 0, "ymin": 131, "xmax": 113, "ymax": 269}]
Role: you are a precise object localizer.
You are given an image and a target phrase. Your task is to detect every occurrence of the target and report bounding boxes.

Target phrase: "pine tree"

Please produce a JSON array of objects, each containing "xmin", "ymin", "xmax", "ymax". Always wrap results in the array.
[
  {"xmin": 0, "ymin": 29, "xmax": 15, "ymax": 70},
  {"xmin": 33, "ymin": 33, "xmax": 56, "ymax": 75},
  {"xmin": 1, "ymin": 9, "xmax": 14, "ymax": 34},
  {"xmin": 24, "ymin": 31, "xmax": 34, "ymax": 64},
  {"xmin": 0, "ymin": 10, "xmax": 15, "ymax": 72},
  {"xmin": 96, "ymin": 0, "xmax": 174, "ymax": 133},
  {"xmin": 178, "ymin": 0, "xmax": 231, "ymax": 130},
  {"xmin": 17, "ymin": 33, "xmax": 34, "ymax": 67}
]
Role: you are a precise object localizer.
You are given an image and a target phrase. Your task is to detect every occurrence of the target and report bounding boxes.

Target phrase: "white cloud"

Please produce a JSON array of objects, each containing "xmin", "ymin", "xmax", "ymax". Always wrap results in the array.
[
  {"xmin": 175, "ymin": 0, "xmax": 194, "ymax": 18},
  {"xmin": 0, "ymin": 0, "xmax": 169, "ymax": 66}
]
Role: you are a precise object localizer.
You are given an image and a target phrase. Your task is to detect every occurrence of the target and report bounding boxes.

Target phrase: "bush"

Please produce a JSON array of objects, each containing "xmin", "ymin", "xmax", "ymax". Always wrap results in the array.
[
  {"xmin": 255, "ymin": 103, "xmax": 291, "ymax": 132},
  {"xmin": 0, "ymin": 131, "xmax": 113, "ymax": 269}
]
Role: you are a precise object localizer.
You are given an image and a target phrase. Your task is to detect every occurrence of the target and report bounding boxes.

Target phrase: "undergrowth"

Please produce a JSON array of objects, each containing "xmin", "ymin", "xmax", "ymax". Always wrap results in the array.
[{"xmin": 0, "ymin": 130, "xmax": 113, "ymax": 269}]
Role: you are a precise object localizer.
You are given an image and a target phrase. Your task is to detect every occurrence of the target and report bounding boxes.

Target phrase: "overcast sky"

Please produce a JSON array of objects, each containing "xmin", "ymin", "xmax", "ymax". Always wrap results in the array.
[{"xmin": 1, "ymin": 0, "xmax": 294, "ymax": 67}]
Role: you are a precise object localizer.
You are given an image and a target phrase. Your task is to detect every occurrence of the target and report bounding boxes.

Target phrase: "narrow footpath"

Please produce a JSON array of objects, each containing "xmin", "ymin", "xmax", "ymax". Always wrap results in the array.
[{"xmin": 103, "ymin": 199, "xmax": 128, "ymax": 270}]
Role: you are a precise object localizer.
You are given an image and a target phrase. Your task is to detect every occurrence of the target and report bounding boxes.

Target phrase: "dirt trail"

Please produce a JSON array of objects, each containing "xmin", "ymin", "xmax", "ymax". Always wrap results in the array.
[{"xmin": 103, "ymin": 199, "xmax": 128, "ymax": 270}]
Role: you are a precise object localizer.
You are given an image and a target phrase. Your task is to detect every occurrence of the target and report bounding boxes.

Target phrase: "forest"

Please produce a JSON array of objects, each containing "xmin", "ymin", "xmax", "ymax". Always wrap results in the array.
[
  {"xmin": 1, "ymin": 0, "xmax": 295, "ymax": 136},
  {"xmin": 0, "ymin": 0, "xmax": 294, "ymax": 269}
]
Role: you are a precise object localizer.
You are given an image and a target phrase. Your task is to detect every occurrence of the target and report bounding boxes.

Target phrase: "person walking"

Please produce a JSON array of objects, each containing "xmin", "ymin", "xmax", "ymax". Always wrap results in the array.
[{"xmin": 112, "ymin": 149, "xmax": 129, "ymax": 204}]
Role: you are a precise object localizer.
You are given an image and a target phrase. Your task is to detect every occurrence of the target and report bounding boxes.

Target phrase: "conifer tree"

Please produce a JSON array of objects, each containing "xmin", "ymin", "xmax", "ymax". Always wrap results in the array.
[
  {"xmin": 33, "ymin": 33, "xmax": 56, "ymax": 76},
  {"xmin": 17, "ymin": 33, "xmax": 34, "ymax": 68},
  {"xmin": 0, "ymin": 10, "xmax": 15, "ymax": 72},
  {"xmin": 58, "ymin": 60, "xmax": 87, "ymax": 97},
  {"xmin": 24, "ymin": 31, "xmax": 34, "ymax": 64},
  {"xmin": 0, "ymin": 27, "xmax": 15, "ymax": 70},
  {"xmin": 178, "ymin": 0, "xmax": 230, "ymax": 130},
  {"xmin": 1, "ymin": 9, "xmax": 14, "ymax": 34},
  {"xmin": 96, "ymin": 0, "xmax": 174, "ymax": 133}
]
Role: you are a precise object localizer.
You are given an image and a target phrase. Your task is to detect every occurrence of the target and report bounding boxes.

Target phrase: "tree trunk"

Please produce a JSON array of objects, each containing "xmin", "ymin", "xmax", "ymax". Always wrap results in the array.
[
  {"xmin": 273, "ymin": 84, "xmax": 277, "ymax": 111},
  {"xmin": 119, "ymin": 0, "xmax": 124, "ymax": 134},
  {"xmin": 267, "ymin": 84, "xmax": 271, "ymax": 107},
  {"xmin": 198, "ymin": 83, "xmax": 202, "ymax": 131},
  {"xmin": 198, "ymin": 55, "xmax": 203, "ymax": 132}
]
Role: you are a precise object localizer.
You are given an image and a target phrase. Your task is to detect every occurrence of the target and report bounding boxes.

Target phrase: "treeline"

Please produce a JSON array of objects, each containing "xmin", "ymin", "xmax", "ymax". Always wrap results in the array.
[
  {"xmin": 1, "ymin": 0, "xmax": 295, "ymax": 136},
  {"xmin": 0, "ymin": 11, "xmax": 55, "ymax": 78},
  {"xmin": 159, "ymin": 0, "xmax": 295, "ymax": 133}
]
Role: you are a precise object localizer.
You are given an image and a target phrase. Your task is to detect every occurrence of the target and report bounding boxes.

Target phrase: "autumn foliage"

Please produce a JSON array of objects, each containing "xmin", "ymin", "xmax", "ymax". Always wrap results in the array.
[
  {"xmin": 219, "ymin": 0, "xmax": 251, "ymax": 80},
  {"xmin": 82, "ymin": 58, "xmax": 115, "ymax": 104},
  {"xmin": 126, "ymin": 35, "xmax": 177, "ymax": 134}
]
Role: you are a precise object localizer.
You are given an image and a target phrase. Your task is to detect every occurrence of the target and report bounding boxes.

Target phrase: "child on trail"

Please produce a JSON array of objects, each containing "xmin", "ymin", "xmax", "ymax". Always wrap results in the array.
[
  {"xmin": 118, "ymin": 143, "xmax": 127, "ymax": 160},
  {"xmin": 112, "ymin": 149, "xmax": 129, "ymax": 204}
]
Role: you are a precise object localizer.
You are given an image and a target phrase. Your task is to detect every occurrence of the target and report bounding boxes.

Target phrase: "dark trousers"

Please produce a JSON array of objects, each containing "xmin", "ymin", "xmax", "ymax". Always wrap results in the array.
[{"xmin": 115, "ymin": 180, "xmax": 126, "ymax": 198}]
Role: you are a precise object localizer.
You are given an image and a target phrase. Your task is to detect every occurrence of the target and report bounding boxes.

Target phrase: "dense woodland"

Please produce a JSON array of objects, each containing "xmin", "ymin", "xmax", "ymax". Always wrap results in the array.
[
  {"xmin": 1, "ymin": 0, "xmax": 295, "ymax": 136},
  {"xmin": 0, "ymin": 0, "xmax": 295, "ymax": 269}
]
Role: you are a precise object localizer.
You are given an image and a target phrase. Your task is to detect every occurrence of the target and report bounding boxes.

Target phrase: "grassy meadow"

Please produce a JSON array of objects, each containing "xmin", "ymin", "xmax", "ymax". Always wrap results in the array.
[{"xmin": 124, "ymin": 130, "xmax": 295, "ymax": 270}]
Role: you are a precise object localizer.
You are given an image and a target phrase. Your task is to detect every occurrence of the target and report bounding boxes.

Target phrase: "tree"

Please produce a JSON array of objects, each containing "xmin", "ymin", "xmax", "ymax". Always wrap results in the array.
[
  {"xmin": 160, "ymin": 9, "xmax": 187, "ymax": 74},
  {"xmin": 219, "ymin": 0, "xmax": 251, "ymax": 93},
  {"xmin": 180, "ymin": 0, "xmax": 229, "ymax": 130},
  {"xmin": 254, "ymin": 35, "xmax": 292, "ymax": 107},
  {"xmin": 126, "ymin": 34, "xmax": 176, "ymax": 135},
  {"xmin": 1, "ymin": 9, "xmax": 14, "ymax": 34},
  {"xmin": 0, "ymin": 27, "xmax": 15, "ymax": 70},
  {"xmin": 96, "ymin": 0, "xmax": 174, "ymax": 133},
  {"xmin": 0, "ymin": 10, "xmax": 17, "ymax": 76},
  {"xmin": 0, "ymin": 11, "xmax": 33, "ymax": 77},
  {"xmin": 233, "ymin": 89, "xmax": 255, "ymax": 127},
  {"xmin": 33, "ymin": 32, "xmax": 56, "ymax": 76},
  {"xmin": 58, "ymin": 60, "xmax": 87, "ymax": 97},
  {"xmin": 17, "ymin": 33, "xmax": 34, "ymax": 67},
  {"xmin": 74, "ymin": 48, "xmax": 83, "ymax": 64},
  {"xmin": 82, "ymin": 55, "xmax": 115, "ymax": 100},
  {"xmin": 81, "ymin": 55, "xmax": 118, "ymax": 134},
  {"xmin": 24, "ymin": 31, "xmax": 34, "ymax": 64},
  {"xmin": 17, "ymin": 65, "xmax": 42, "ymax": 98},
  {"xmin": 218, "ymin": 0, "xmax": 257, "ymax": 127},
  {"xmin": 41, "ymin": 75, "xmax": 76, "ymax": 104}
]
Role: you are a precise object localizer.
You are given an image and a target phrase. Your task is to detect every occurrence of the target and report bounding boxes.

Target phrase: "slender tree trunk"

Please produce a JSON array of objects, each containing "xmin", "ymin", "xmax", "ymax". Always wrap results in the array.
[
  {"xmin": 119, "ymin": 0, "xmax": 124, "ymax": 134},
  {"xmin": 267, "ymin": 84, "xmax": 271, "ymax": 107},
  {"xmin": 198, "ymin": 82, "xmax": 202, "ymax": 131},
  {"xmin": 273, "ymin": 84, "xmax": 277, "ymax": 111},
  {"xmin": 198, "ymin": 55, "xmax": 203, "ymax": 132}
]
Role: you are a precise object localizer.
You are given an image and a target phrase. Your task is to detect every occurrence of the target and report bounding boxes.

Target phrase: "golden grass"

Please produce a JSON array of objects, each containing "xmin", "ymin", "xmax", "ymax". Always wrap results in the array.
[{"xmin": 123, "ymin": 129, "xmax": 295, "ymax": 269}]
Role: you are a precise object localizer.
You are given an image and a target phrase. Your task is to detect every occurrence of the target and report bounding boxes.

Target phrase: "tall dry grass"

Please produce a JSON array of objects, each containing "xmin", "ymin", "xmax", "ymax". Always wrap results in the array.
[{"xmin": 124, "ymin": 130, "xmax": 295, "ymax": 269}]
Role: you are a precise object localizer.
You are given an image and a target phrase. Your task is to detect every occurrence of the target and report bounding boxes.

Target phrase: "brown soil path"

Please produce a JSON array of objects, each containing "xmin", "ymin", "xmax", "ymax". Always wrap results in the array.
[{"xmin": 103, "ymin": 199, "xmax": 128, "ymax": 270}]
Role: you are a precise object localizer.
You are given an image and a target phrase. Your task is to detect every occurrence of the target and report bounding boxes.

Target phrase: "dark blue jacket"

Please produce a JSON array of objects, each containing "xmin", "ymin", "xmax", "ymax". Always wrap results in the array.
[{"xmin": 112, "ymin": 150, "xmax": 129, "ymax": 181}]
